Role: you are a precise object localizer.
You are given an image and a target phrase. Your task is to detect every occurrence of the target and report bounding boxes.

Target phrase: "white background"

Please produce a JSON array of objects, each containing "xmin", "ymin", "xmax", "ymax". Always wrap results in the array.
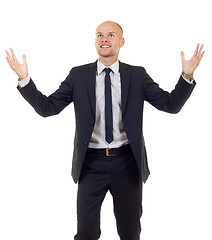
[{"xmin": 0, "ymin": 0, "xmax": 211, "ymax": 239}]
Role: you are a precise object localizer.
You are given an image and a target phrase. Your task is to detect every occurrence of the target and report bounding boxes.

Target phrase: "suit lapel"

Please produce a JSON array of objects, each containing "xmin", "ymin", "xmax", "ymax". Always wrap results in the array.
[
  {"xmin": 85, "ymin": 61, "xmax": 131, "ymax": 119},
  {"xmin": 119, "ymin": 61, "xmax": 131, "ymax": 118},
  {"xmin": 86, "ymin": 61, "xmax": 97, "ymax": 118}
]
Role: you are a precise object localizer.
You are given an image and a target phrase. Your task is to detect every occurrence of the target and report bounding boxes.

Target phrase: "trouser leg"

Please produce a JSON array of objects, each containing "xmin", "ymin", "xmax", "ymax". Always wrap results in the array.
[
  {"xmin": 110, "ymin": 149, "xmax": 143, "ymax": 240},
  {"xmin": 74, "ymin": 152, "xmax": 111, "ymax": 240}
]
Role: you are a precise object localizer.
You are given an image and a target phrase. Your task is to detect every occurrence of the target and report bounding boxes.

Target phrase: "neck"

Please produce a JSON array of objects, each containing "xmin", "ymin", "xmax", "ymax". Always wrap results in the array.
[{"xmin": 98, "ymin": 56, "xmax": 118, "ymax": 67}]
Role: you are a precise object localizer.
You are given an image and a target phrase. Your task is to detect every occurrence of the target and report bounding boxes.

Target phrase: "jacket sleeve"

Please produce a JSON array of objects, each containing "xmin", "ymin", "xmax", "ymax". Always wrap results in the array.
[
  {"xmin": 142, "ymin": 68, "xmax": 196, "ymax": 114},
  {"xmin": 18, "ymin": 69, "xmax": 74, "ymax": 117}
]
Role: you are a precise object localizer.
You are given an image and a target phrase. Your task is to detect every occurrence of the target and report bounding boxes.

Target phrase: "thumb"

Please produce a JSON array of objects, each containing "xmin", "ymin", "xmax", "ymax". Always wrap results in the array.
[{"xmin": 180, "ymin": 51, "xmax": 185, "ymax": 62}]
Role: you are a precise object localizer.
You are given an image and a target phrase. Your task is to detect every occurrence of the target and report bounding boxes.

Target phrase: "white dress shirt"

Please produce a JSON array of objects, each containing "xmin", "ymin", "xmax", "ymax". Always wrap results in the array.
[{"xmin": 88, "ymin": 60, "xmax": 129, "ymax": 149}]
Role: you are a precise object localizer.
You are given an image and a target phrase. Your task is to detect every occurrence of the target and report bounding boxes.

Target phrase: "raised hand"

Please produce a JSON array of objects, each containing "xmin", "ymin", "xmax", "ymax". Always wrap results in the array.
[
  {"xmin": 181, "ymin": 44, "xmax": 205, "ymax": 76},
  {"xmin": 5, "ymin": 48, "xmax": 28, "ymax": 80}
]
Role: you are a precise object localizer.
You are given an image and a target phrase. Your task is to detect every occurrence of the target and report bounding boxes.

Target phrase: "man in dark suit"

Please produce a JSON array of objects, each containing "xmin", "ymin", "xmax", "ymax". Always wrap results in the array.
[{"xmin": 6, "ymin": 21, "xmax": 204, "ymax": 240}]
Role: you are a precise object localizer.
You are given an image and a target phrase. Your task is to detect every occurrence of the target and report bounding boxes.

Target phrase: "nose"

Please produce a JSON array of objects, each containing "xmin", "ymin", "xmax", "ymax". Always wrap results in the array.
[{"xmin": 102, "ymin": 35, "xmax": 109, "ymax": 42}]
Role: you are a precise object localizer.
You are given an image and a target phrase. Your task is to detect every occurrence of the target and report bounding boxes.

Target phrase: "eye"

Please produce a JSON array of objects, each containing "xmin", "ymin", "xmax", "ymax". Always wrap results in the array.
[
  {"xmin": 97, "ymin": 34, "xmax": 103, "ymax": 38},
  {"xmin": 109, "ymin": 33, "xmax": 115, "ymax": 37}
]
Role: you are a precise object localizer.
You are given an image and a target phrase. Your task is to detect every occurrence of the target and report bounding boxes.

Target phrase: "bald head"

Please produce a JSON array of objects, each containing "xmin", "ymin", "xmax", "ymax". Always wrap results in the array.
[{"xmin": 96, "ymin": 21, "xmax": 123, "ymax": 37}]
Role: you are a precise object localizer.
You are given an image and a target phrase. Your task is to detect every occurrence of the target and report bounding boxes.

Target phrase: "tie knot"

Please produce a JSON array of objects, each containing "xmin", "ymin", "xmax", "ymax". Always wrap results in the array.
[{"xmin": 104, "ymin": 68, "xmax": 112, "ymax": 75}]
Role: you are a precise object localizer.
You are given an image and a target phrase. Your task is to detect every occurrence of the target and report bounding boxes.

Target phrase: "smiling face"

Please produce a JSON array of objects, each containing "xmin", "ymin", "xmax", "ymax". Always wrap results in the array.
[{"xmin": 95, "ymin": 21, "xmax": 125, "ymax": 66}]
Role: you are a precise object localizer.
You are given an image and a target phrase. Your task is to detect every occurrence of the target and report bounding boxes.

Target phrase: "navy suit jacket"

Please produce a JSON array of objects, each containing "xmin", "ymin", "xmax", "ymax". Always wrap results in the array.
[{"xmin": 18, "ymin": 61, "xmax": 195, "ymax": 183}]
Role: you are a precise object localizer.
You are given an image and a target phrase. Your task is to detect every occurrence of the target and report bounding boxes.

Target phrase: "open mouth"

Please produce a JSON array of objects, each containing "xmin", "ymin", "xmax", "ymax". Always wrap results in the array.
[{"xmin": 100, "ymin": 45, "xmax": 111, "ymax": 48}]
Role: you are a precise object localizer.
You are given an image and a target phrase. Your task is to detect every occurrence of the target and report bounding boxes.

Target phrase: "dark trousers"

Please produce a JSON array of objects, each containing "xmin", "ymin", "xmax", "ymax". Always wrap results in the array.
[{"xmin": 74, "ymin": 146, "xmax": 143, "ymax": 240}]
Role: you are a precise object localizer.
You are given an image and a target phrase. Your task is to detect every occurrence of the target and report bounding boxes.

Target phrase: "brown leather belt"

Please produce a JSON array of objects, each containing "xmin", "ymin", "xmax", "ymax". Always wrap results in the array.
[{"xmin": 87, "ymin": 144, "xmax": 131, "ymax": 157}]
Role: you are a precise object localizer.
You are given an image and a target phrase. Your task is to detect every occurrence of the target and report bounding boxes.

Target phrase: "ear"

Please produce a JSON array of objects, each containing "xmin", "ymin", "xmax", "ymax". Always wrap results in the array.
[{"xmin": 120, "ymin": 38, "xmax": 125, "ymax": 48}]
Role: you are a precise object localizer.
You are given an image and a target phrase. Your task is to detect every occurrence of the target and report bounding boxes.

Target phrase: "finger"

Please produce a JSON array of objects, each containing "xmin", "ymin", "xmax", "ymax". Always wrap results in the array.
[
  {"xmin": 197, "ymin": 44, "xmax": 204, "ymax": 59},
  {"xmin": 5, "ymin": 50, "xmax": 10, "ymax": 56},
  {"xmin": 5, "ymin": 56, "xmax": 16, "ymax": 70},
  {"xmin": 194, "ymin": 43, "xmax": 200, "ymax": 57},
  {"xmin": 5, "ymin": 50, "xmax": 13, "ymax": 61},
  {"xmin": 10, "ymin": 48, "xmax": 18, "ymax": 62},
  {"xmin": 5, "ymin": 50, "xmax": 16, "ymax": 69},
  {"xmin": 6, "ymin": 49, "xmax": 18, "ymax": 67},
  {"xmin": 5, "ymin": 51, "xmax": 13, "ymax": 64},
  {"xmin": 198, "ymin": 50, "xmax": 205, "ymax": 63},
  {"xmin": 180, "ymin": 51, "xmax": 185, "ymax": 62},
  {"xmin": 22, "ymin": 54, "xmax": 27, "ymax": 64}
]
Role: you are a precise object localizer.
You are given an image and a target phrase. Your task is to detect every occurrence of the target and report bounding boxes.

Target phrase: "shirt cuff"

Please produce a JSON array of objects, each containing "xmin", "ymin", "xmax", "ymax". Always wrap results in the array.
[
  {"xmin": 182, "ymin": 74, "xmax": 194, "ymax": 84},
  {"xmin": 18, "ymin": 75, "xmax": 30, "ymax": 88}
]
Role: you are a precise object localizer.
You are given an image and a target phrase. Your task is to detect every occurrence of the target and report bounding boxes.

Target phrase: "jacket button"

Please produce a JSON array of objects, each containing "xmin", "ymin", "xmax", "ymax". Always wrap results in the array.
[
  {"xmin": 85, "ymin": 142, "xmax": 89, "ymax": 146},
  {"xmin": 90, "ymin": 121, "xmax": 95, "ymax": 126}
]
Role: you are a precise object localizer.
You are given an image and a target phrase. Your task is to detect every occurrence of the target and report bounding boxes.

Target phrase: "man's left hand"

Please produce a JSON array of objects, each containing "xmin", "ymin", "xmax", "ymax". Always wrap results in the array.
[{"xmin": 181, "ymin": 43, "xmax": 205, "ymax": 76}]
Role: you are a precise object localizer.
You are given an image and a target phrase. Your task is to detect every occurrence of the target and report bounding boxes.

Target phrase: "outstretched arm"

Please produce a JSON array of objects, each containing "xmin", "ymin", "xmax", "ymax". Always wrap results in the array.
[
  {"xmin": 143, "ymin": 44, "xmax": 205, "ymax": 113},
  {"xmin": 5, "ymin": 48, "xmax": 73, "ymax": 117}
]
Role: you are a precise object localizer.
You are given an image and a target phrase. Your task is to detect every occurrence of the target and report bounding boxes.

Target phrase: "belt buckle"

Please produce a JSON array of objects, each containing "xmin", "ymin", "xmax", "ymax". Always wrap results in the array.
[{"xmin": 106, "ymin": 148, "xmax": 116, "ymax": 157}]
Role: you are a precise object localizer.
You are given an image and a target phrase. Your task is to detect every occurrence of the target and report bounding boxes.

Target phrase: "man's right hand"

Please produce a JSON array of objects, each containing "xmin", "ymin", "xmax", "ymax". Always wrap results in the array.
[{"xmin": 5, "ymin": 48, "xmax": 28, "ymax": 80}]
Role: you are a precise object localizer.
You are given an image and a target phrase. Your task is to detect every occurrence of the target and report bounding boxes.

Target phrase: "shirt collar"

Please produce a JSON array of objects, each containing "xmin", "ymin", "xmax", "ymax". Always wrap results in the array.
[{"xmin": 97, "ymin": 60, "xmax": 119, "ymax": 75}]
